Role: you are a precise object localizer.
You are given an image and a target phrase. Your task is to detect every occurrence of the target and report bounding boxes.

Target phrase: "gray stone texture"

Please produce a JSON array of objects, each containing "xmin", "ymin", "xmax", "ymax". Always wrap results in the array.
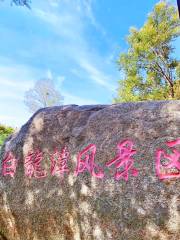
[{"xmin": 0, "ymin": 100, "xmax": 180, "ymax": 240}]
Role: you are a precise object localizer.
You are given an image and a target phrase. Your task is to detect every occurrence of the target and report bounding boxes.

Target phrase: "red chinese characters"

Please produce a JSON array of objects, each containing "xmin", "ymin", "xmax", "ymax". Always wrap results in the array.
[
  {"xmin": 2, "ymin": 138, "xmax": 180, "ymax": 182},
  {"xmin": 74, "ymin": 144, "xmax": 104, "ymax": 179},
  {"xmin": 24, "ymin": 150, "xmax": 47, "ymax": 178},
  {"xmin": 2, "ymin": 151, "xmax": 17, "ymax": 178},
  {"xmin": 156, "ymin": 139, "xmax": 180, "ymax": 180},
  {"xmin": 106, "ymin": 140, "xmax": 139, "ymax": 181},
  {"xmin": 50, "ymin": 146, "xmax": 69, "ymax": 176}
]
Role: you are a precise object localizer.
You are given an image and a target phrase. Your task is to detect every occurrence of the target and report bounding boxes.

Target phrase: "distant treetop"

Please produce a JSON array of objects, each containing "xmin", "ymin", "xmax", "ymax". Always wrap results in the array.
[{"xmin": 3, "ymin": 0, "xmax": 31, "ymax": 8}]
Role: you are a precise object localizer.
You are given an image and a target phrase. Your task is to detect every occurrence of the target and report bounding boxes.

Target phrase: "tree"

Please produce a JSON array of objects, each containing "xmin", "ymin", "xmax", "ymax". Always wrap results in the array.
[
  {"xmin": 12, "ymin": 0, "xmax": 31, "ymax": 7},
  {"xmin": 24, "ymin": 78, "xmax": 64, "ymax": 113},
  {"xmin": 0, "ymin": 124, "xmax": 14, "ymax": 147},
  {"xmin": 1, "ymin": 0, "xmax": 31, "ymax": 8},
  {"xmin": 114, "ymin": 1, "xmax": 180, "ymax": 103}
]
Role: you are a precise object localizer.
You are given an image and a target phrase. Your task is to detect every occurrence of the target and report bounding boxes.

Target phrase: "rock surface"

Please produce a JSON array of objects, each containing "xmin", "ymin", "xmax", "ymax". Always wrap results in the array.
[{"xmin": 0, "ymin": 100, "xmax": 180, "ymax": 240}]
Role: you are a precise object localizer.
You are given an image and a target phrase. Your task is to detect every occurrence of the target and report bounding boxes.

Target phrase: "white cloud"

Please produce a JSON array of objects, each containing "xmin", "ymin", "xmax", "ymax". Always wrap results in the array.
[
  {"xmin": 80, "ymin": 0, "xmax": 107, "ymax": 35},
  {"xmin": 0, "ymin": 115, "xmax": 18, "ymax": 125},
  {"xmin": 57, "ymin": 76, "xmax": 65, "ymax": 86},
  {"xmin": 0, "ymin": 0, "xmax": 119, "ymax": 127},
  {"xmin": 79, "ymin": 60, "xmax": 116, "ymax": 91},
  {"xmin": 34, "ymin": 9, "xmax": 59, "ymax": 25},
  {"xmin": 0, "ymin": 91, "xmax": 23, "ymax": 101},
  {"xmin": 0, "ymin": 62, "xmax": 66, "ymax": 96},
  {"xmin": 0, "ymin": 62, "xmax": 40, "ymax": 91},
  {"xmin": 0, "ymin": 115, "xmax": 20, "ymax": 124},
  {"xmin": 0, "ymin": 59, "xmax": 98, "ymax": 126},
  {"xmin": 0, "ymin": 114, "xmax": 30, "ymax": 128},
  {"xmin": 46, "ymin": 69, "xmax": 65, "ymax": 88},
  {"xmin": 46, "ymin": 69, "xmax": 53, "ymax": 79},
  {"xmin": 48, "ymin": 0, "xmax": 60, "ymax": 8},
  {"xmin": 33, "ymin": 8, "xmax": 83, "ymax": 41},
  {"xmin": 63, "ymin": 91, "xmax": 98, "ymax": 105},
  {"xmin": 0, "ymin": 77, "xmax": 33, "ymax": 92},
  {"xmin": 33, "ymin": 0, "xmax": 117, "ymax": 92}
]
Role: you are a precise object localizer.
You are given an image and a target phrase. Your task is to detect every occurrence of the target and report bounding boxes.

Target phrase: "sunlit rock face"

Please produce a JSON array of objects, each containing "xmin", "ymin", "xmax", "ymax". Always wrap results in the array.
[{"xmin": 0, "ymin": 100, "xmax": 180, "ymax": 240}]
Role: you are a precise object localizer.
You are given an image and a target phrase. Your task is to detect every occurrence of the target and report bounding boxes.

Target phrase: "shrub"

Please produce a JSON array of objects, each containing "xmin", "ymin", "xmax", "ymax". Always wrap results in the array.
[{"xmin": 0, "ymin": 124, "xmax": 14, "ymax": 147}]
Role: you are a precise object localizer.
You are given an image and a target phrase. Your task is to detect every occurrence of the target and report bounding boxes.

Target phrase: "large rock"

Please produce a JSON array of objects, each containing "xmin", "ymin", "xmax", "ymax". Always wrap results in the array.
[{"xmin": 0, "ymin": 100, "xmax": 180, "ymax": 240}]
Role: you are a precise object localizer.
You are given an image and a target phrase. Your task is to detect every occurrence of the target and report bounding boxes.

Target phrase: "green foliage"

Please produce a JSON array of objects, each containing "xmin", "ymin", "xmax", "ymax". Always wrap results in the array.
[
  {"xmin": 114, "ymin": 1, "xmax": 180, "ymax": 103},
  {"xmin": 0, "ymin": 124, "xmax": 14, "ymax": 147}
]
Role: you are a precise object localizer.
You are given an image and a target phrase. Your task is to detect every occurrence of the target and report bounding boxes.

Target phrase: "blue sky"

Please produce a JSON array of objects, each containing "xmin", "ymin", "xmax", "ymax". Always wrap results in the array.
[{"xmin": 0, "ymin": 0, "xmax": 179, "ymax": 127}]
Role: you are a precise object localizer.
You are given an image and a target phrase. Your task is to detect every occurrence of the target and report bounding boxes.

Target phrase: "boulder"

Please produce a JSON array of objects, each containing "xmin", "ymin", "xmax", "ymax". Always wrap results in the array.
[{"xmin": 0, "ymin": 100, "xmax": 180, "ymax": 240}]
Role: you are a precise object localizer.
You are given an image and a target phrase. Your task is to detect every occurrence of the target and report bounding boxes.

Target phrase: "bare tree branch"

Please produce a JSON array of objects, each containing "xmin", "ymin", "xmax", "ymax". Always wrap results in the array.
[{"xmin": 24, "ymin": 78, "xmax": 64, "ymax": 113}]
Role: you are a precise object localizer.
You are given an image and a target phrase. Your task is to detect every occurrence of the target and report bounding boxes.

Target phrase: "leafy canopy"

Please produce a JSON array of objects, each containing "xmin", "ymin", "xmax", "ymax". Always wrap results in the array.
[
  {"xmin": 114, "ymin": 1, "xmax": 180, "ymax": 103},
  {"xmin": 0, "ymin": 124, "xmax": 14, "ymax": 147}
]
